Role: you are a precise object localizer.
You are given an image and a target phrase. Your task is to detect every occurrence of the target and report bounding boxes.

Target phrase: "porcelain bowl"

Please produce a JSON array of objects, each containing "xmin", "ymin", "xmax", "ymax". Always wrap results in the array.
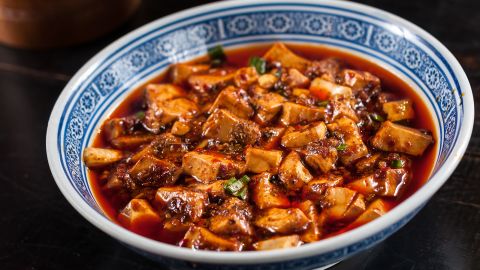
[{"xmin": 46, "ymin": 0, "xmax": 474, "ymax": 269}]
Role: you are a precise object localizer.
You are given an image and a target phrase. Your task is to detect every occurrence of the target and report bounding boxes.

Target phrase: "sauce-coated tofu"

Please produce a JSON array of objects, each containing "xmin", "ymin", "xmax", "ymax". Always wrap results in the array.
[
  {"xmin": 280, "ymin": 102, "xmax": 325, "ymax": 126},
  {"xmin": 281, "ymin": 122, "xmax": 327, "ymax": 148},
  {"xmin": 323, "ymin": 187, "xmax": 366, "ymax": 223},
  {"xmin": 182, "ymin": 151, "xmax": 244, "ymax": 183},
  {"xmin": 251, "ymin": 172, "xmax": 290, "ymax": 209},
  {"xmin": 263, "ymin": 42, "xmax": 311, "ymax": 71},
  {"xmin": 278, "ymin": 151, "xmax": 313, "ymax": 191},
  {"xmin": 245, "ymin": 148, "xmax": 283, "ymax": 173},
  {"xmin": 118, "ymin": 199, "xmax": 162, "ymax": 235},
  {"xmin": 155, "ymin": 187, "xmax": 208, "ymax": 222},
  {"xmin": 181, "ymin": 226, "xmax": 243, "ymax": 251},
  {"xmin": 83, "ymin": 147, "xmax": 123, "ymax": 168},
  {"xmin": 253, "ymin": 235, "xmax": 301, "ymax": 250},
  {"xmin": 327, "ymin": 117, "xmax": 368, "ymax": 165},
  {"xmin": 254, "ymin": 208, "xmax": 309, "ymax": 234},
  {"xmin": 371, "ymin": 121, "xmax": 433, "ymax": 156},
  {"xmin": 202, "ymin": 109, "xmax": 261, "ymax": 145}
]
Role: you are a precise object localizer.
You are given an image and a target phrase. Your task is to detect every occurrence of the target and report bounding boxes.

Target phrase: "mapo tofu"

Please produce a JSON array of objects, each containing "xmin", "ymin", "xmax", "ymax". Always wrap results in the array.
[{"xmin": 83, "ymin": 43, "xmax": 435, "ymax": 251}]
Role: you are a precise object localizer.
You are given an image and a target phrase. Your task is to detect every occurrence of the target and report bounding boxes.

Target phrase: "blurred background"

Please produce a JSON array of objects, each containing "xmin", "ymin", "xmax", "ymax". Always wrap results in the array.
[{"xmin": 0, "ymin": 0, "xmax": 478, "ymax": 269}]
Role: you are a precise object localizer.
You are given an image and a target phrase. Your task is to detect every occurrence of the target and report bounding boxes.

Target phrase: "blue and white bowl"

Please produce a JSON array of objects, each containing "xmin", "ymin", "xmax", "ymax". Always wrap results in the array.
[{"xmin": 46, "ymin": 0, "xmax": 474, "ymax": 269}]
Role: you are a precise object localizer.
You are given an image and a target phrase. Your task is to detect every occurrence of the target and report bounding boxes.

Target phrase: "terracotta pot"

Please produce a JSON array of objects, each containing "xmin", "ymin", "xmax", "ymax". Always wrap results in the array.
[{"xmin": 0, "ymin": 0, "xmax": 141, "ymax": 49}]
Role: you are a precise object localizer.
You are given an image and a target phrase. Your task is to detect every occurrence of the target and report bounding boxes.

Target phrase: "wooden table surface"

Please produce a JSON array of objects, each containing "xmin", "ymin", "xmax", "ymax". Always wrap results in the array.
[{"xmin": 0, "ymin": 0, "xmax": 478, "ymax": 269}]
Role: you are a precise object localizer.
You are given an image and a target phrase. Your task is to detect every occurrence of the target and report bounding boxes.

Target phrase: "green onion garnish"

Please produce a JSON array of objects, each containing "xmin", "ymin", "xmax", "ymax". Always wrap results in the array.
[
  {"xmin": 371, "ymin": 113, "xmax": 385, "ymax": 122},
  {"xmin": 208, "ymin": 45, "xmax": 226, "ymax": 64},
  {"xmin": 249, "ymin": 56, "xmax": 267, "ymax": 74},
  {"xmin": 316, "ymin": 100, "xmax": 329, "ymax": 107},
  {"xmin": 336, "ymin": 143, "xmax": 347, "ymax": 151},
  {"xmin": 391, "ymin": 159, "xmax": 405, "ymax": 168},
  {"xmin": 134, "ymin": 111, "xmax": 145, "ymax": 120},
  {"xmin": 224, "ymin": 175, "xmax": 250, "ymax": 200}
]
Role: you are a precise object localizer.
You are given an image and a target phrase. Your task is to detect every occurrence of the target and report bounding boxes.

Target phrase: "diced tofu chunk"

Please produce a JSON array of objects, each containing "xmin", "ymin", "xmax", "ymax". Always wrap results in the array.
[
  {"xmin": 258, "ymin": 74, "xmax": 278, "ymax": 89},
  {"xmin": 350, "ymin": 199, "xmax": 388, "ymax": 228},
  {"xmin": 254, "ymin": 93, "xmax": 287, "ymax": 124},
  {"xmin": 327, "ymin": 117, "xmax": 369, "ymax": 165},
  {"xmin": 349, "ymin": 167, "xmax": 410, "ymax": 197},
  {"xmin": 346, "ymin": 174, "xmax": 377, "ymax": 195},
  {"xmin": 281, "ymin": 122, "xmax": 327, "ymax": 148},
  {"xmin": 288, "ymin": 68, "xmax": 310, "ymax": 88},
  {"xmin": 188, "ymin": 73, "xmax": 234, "ymax": 94},
  {"xmin": 102, "ymin": 118, "xmax": 129, "ymax": 141},
  {"xmin": 263, "ymin": 43, "xmax": 311, "ymax": 71},
  {"xmin": 298, "ymin": 200, "xmax": 322, "ymax": 243},
  {"xmin": 371, "ymin": 121, "xmax": 433, "ymax": 156},
  {"xmin": 303, "ymin": 141, "xmax": 338, "ymax": 173},
  {"xmin": 302, "ymin": 175, "xmax": 344, "ymax": 201},
  {"xmin": 146, "ymin": 83, "xmax": 184, "ymax": 103},
  {"xmin": 280, "ymin": 102, "xmax": 325, "ymax": 126},
  {"xmin": 260, "ymin": 127, "xmax": 285, "ymax": 149},
  {"xmin": 355, "ymin": 153, "xmax": 381, "ymax": 173},
  {"xmin": 382, "ymin": 99, "xmax": 415, "ymax": 122},
  {"xmin": 254, "ymin": 208, "xmax": 310, "ymax": 234},
  {"xmin": 208, "ymin": 86, "xmax": 254, "ymax": 119},
  {"xmin": 253, "ymin": 235, "xmax": 302, "ymax": 250},
  {"xmin": 234, "ymin": 67, "xmax": 259, "ymax": 88},
  {"xmin": 129, "ymin": 155, "xmax": 181, "ymax": 187},
  {"xmin": 110, "ymin": 134, "xmax": 156, "ymax": 150},
  {"xmin": 379, "ymin": 167, "xmax": 411, "ymax": 197},
  {"xmin": 330, "ymin": 96, "xmax": 359, "ymax": 122},
  {"xmin": 181, "ymin": 226, "xmax": 242, "ymax": 251},
  {"xmin": 339, "ymin": 69, "xmax": 380, "ymax": 92},
  {"xmin": 189, "ymin": 180, "xmax": 228, "ymax": 198},
  {"xmin": 145, "ymin": 97, "xmax": 198, "ymax": 132},
  {"xmin": 130, "ymin": 133, "xmax": 188, "ymax": 164},
  {"xmin": 305, "ymin": 58, "xmax": 342, "ymax": 82},
  {"xmin": 245, "ymin": 148, "xmax": 283, "ymax": 173},
  {"xmin": 310, "ymin": 78, "xmax": 352, "ymax": 99},
  {"xmin": 278, "ymin": 151, "xmax": 313, "ymax": 191},
  {"xmin": 170, "ymin": 63, "xmax": 210, "ymax": 85},
  {"xmin": 209, "ymin": 197, "xmax": 253, "ymax": 235},
  {"xmin": 182, "ymin": 151, "xmax": 244, "ymax": 183},
  {"xmin": 251, "ymin": 172, "xmax": 290, "ymax": 209},
  {"xmin": 118, "ymin": 199, "xmax": 162, "ymax": 235},
  {"xmin": 155, "ymin": 187, "xmax": 208, "ymax": 222},
  {"xmin": 202, "ymin": 109, "xmax": 261, "ymax": 145},
  {"xmin": 323, "ymin": 187, "xmax": 366, "ymax": 223},
  {"xmin": 171, "ymin": 121, "xmax": 191, "ymax": 136},
  {"xmin": 83, "ymin": 147, "xmax": 123, "ymax": 168}
]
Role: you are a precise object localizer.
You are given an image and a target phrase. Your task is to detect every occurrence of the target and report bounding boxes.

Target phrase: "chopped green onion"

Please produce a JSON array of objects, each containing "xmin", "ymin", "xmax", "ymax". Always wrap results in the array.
[
  {"xmin": 224, "ymin": 175, "xmax": 251, "ymax": 200},
  {"xmin": 336, "ymin": 143, "xmax": 347, "ymax": 151},
  {"xmin": 274, "ymin": 69, "xmax": 282, "ymax": 78},
  {"xmin": 208, "ymin": 45, "xmax": 226, "ymax": 63},
  {"xmin": 249, "ymin": 56, "xmax": 267, "ymax": 74},
  {"xmin": 391, "ymin": 159, "xmax": 405, "ymax": 168},
  {"xmin": 134, "ymin": 111, "xmax": 145, "ymax": 120},
  {"xmin": 316, "ymin": 100, "xmax": 329, "ymax": 107},
  {"xmin": 371, "ymin": 113, "xmax": 385, "ymax": 122}
]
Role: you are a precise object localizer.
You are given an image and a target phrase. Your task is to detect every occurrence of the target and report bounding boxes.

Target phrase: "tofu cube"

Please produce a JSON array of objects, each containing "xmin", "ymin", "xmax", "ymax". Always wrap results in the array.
[
  {"xmin": 182, "ymin": 151, "xmax": 244, "ymax": 183},
  {"xmin": 278, "ymin": 151, "xmax": 313, "ymax": 191},
  {"xmin": 245, "ymin": 148, "xmax": 283, "ymax": 173},
  {"xmin": 251, "ymin": 172, "xmax": 290, "ymax": 209},
  {"xmin": 371, "ymin": 121, "xmax": 433, "ymax": 156},
  {"xmin": 254, "ymin": 208, "xmax": 309, "ymax": 234}
]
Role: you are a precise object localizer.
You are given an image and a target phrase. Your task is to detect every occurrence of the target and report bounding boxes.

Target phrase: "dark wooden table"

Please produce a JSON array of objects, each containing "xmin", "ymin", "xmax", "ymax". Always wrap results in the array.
[{"xmin": 0, "ymin": 0, "xmax": 478, "ymax": 269}]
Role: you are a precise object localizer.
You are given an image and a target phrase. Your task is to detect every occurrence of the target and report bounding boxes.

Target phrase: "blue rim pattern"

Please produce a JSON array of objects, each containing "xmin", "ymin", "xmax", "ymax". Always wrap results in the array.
[{"xmin": 55, "ymin": 2, "xmax": 463, "ymax": 268}]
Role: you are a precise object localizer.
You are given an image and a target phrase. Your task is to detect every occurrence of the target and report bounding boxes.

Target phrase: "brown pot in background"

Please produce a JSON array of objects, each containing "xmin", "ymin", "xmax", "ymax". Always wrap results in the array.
[{"xmin": 0, "ymin": 0, "xmax": 141, "ymax": 49}]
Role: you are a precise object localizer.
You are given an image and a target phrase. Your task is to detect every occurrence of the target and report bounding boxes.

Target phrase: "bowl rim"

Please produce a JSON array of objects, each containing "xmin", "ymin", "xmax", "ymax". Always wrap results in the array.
[{"xmin": 46, "ymin": 0, "xmax": 474, "ymax": 264}]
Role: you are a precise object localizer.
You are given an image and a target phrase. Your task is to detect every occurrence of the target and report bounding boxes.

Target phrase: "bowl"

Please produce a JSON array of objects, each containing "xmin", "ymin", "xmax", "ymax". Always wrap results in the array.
[{"xmin": 46, "ymin": 0, "xmax": 474, "ymax": 269}]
